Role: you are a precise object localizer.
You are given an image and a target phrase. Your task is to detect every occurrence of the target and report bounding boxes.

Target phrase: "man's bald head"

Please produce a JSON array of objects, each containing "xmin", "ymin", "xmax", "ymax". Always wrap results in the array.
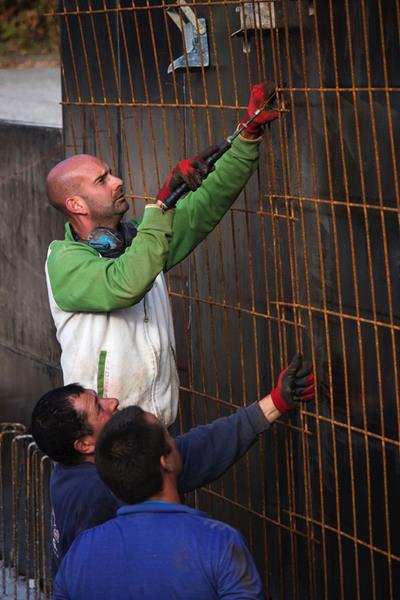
[
  {"xmin": 46, "ymin": 154, "xmax": 102, "ymax": 214},
  {"xmin": 46, "ymin": 155, "xmax": 126, "ymax": 236}
]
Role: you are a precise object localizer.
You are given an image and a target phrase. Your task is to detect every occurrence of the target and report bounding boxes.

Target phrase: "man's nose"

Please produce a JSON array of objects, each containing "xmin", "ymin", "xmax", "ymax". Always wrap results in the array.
[
  {"xmin": 101, "ymin": 397, "xmax": 119, "ymax": 412},
  {"xmin": 112, "ymin": 174, "xmax": 123, "ymax": 188}
]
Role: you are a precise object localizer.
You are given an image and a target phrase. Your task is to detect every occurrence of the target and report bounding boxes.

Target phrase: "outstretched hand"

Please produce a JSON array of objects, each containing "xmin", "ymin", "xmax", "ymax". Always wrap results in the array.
[
  {"xmin": 270, "ymin": 352, "xmax": 315, "ymax": 413},
  {"xmin": 241, "ymin": 81, "xmax": 279, "ymax": 137},
  {"xmin": 156, "ymin": 145, "xmax": 219, "ymax": 202}
]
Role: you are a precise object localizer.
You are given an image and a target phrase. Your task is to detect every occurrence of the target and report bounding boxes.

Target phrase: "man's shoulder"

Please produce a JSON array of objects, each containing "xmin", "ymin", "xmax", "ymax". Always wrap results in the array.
[
  {"xmin": 176, "ymin": 508, "xmax": 244, "ymax": 547},
  {"xmin": 46, "ymin": 237, "xmax": 99, "ymax": 279},
  {"xmin": 52, "ymin": 460, "xmax": 102, "ymax": 480},
  {"xmin": 51, "ymin": 463, "xmax": 119, "ymax": 529},
  {"xmin": 52, "ymin": 461, "xmax": 97, "ymax": 477},
  {"xmin": 47, "ymin": 222, "xmax": 71, "ymax": 249},
  {"xmin": 63, "ymin": 508, "xmax": 121, "ymax": 555},
  {"xmin": 48, "ymin": 237, "xmax": 96, "ymax": 257},
  {"xmin": 67, "ymin": 507, "xmax": 239, "ymax": 548},
  {"xmin": 51, "ymin": 462, "xmax": 109, "ymax": 500},
  {"xmin": 193, "ymin": 513, "xmax": 241, "ymax": 537}
]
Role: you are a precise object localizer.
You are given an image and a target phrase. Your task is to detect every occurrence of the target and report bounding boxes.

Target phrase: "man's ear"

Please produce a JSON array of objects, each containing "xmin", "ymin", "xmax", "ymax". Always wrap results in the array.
[
  {"xmin": 74, "ymin": 436, "xmax": 96, "ymax": 457},
  {"xmin": 65, "ymin": 195, "xmax": 89, "ymax": 216},
  {"xmin": 160, "ymin": 454, "xmax": 174, "ymax": 473}
]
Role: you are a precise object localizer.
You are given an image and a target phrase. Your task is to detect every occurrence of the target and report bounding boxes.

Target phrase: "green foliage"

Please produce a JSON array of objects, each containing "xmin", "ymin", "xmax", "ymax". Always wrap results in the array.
[{"xmin": 0, "ymin": 0, "xmax": 58, "ymax": 50}]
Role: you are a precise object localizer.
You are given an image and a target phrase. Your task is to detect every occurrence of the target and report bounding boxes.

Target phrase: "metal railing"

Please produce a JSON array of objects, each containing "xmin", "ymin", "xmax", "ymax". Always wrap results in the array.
[{"xmin": 0, "ymin": 425, "xmax": 52, "ymax": 600}]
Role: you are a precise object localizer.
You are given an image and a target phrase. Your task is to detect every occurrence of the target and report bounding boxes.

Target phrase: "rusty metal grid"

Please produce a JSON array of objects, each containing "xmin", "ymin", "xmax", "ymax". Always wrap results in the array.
[{"xmin": 48, "ymin": 0, "xmax": 400, "ymax": 598}]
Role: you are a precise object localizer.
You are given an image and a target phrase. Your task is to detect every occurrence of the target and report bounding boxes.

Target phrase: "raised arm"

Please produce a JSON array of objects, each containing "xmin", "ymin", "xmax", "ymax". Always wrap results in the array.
[
  {"xmin": 177, "ymin": 353, "xmax": 315, "ymax": 494},
  {"xmin": 176, "ymin": 402, "xmax": 270, "ymax": 494},
  {"xmin": 161, "ymin": 82, "xmax": 280, "ymax": 270},
  {"xmin": 165, "ymin": 136, "xmax": 261, "ymax": 270}
]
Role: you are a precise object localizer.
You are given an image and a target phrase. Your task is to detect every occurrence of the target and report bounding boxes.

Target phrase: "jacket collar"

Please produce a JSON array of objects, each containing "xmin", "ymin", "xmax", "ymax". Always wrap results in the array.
[
  {"xmin": 117, "ymin": 501, "xmax": 208, "ymax": 518},
  {"xmin": 65, "ymin": 222, "xmax": 74, "ymax": 240}
]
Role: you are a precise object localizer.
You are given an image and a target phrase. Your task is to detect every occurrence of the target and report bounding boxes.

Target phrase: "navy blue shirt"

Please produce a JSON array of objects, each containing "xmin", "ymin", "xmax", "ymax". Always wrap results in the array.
[
  {"xmin": 53, "ymin": 501, "xmax": 264, "ymax": 600},
  {"xmin": 51, "ymin": 403, "xmax": 269, "ymax": 567}
]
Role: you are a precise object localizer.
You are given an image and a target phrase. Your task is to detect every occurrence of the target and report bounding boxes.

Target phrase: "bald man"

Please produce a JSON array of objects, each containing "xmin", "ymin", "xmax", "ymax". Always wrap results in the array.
[{"xmin": 45, "ymin": 84, "xmax": 278, "ymax": 424}]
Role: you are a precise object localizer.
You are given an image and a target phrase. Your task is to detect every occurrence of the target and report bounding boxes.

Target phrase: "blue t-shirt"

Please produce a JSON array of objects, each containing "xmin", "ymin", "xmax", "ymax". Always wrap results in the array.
[
  {"xmin": 52, "ymin": 502, "xmax": 264, "ymax": 600},
  {"xmin": 51, "ymin": 403, "xmax": 269, "ymax": 568}
]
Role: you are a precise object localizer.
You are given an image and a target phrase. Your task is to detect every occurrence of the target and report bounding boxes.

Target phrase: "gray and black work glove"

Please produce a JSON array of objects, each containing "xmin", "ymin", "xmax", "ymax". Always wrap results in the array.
[{"xmin": 270, "ymin": 352, "xmax": 315, "ymax": 413}]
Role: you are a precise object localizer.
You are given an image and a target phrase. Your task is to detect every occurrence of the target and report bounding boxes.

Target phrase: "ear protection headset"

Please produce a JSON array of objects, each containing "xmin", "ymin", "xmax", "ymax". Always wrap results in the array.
[{"xmin": 80, "ymin": 222, "xmax": 138, "ymax": 258}]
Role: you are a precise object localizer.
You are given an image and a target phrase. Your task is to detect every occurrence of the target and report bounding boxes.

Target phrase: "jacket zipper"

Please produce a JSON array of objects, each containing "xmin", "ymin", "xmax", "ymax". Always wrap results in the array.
[{"xmin": 142, "ymin": 295, "xmax": 159, "ymax": 417}]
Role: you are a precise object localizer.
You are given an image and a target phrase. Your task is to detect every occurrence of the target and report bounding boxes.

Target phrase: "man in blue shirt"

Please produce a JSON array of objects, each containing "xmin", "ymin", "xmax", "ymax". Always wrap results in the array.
[
  {"xmin": 31, "ymin": 353, "xmax": 314, "ymax": 570},
  {"xmin": 53, "ymin": 406, "xmax": 266, "ymax": 599}
]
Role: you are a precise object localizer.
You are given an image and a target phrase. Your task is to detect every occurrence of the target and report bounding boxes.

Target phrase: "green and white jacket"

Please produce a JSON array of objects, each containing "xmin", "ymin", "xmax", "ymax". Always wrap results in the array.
[{"xmin": 45, "ymin": 137, "xmax": 260, "ymax": 425}]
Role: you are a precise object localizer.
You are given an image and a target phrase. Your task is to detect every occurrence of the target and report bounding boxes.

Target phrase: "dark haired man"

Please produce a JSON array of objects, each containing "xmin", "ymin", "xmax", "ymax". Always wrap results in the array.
[
  {"xmin": 44, "ymin": 83, "xmax": 278, "ymax": 427},
  {"xmin": 53, "ymin": 405, "xmax": 266, "ymax": 600},
  {"xmin": 31, "ymin": 353, "xmax": 314, "ymax": 570}
]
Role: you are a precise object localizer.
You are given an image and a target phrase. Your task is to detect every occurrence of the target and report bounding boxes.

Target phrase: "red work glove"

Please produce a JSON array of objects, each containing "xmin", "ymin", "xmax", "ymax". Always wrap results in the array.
[
  {"xmin": 271, "ymin": 352, "xmax": 315, "ymax": 413},
  {"xmin": 240, "ymin": 82, "xmax": 279, "ymax": 136},
  {"xmin": 157, "ymin": 145, "xmax": 219, "ymax": 202}
]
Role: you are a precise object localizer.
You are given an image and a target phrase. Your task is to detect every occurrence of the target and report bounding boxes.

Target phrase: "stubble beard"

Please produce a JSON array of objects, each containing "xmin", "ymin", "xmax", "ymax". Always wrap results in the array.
[{"xmin": 85, "ymin": 194, "xmax": 129, "ymax": 228}]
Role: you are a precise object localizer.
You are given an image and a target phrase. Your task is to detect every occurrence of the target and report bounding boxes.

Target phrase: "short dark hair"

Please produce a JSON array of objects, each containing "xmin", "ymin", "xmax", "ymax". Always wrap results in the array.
[
  {"xmin": 95, "ymin": 407, "xmax": 171, "ymax": 504},
  {"xmin": 31, "ymin": 384, "xmax": 93, "ymax": 465}
]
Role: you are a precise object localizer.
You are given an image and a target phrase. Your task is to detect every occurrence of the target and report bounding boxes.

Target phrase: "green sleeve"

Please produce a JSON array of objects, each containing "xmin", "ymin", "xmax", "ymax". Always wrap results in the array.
[
  {"xmin": 48, "ymin": 207, "xmax": 174, "ymax": 312},
  {"xmin": 165, "ymin": 137, "xmax": 260, "ymax": 271}
]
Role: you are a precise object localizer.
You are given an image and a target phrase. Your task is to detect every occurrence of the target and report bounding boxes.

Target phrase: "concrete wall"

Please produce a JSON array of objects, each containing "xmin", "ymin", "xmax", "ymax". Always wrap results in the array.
[{"xmin": 0, "ymin": 121, "xmax": 64, "ymax": 425}]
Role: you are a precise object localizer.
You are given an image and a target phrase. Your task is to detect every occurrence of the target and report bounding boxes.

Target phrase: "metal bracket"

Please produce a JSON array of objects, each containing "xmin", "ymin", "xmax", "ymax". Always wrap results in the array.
[
  {"xmin": 231, "ymin": 1, "xmax": 313, "ymax": 54},
  {"xmin": 167, "ymin": 1, "xmax": 209, "ymax": 73}
]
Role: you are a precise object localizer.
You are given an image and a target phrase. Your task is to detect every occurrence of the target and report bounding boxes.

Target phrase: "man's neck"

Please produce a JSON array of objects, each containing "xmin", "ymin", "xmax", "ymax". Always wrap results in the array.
[
  {"xmin": 148, "ymin": 483, "xmax": 180, "ymax": 504},
  {"xmin": 80, "ymin": 456, "xmax": 95, "ymax": 464},
  {"xmin": 70, "ymin": 217, "xmax": 121, "ymax": 240}
]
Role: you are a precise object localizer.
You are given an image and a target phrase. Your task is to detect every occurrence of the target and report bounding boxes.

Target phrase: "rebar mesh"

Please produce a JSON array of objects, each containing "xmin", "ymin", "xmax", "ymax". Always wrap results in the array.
[{"xmin": 41, "ymin": 0, "xmax": 400, "ymax": 597}]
